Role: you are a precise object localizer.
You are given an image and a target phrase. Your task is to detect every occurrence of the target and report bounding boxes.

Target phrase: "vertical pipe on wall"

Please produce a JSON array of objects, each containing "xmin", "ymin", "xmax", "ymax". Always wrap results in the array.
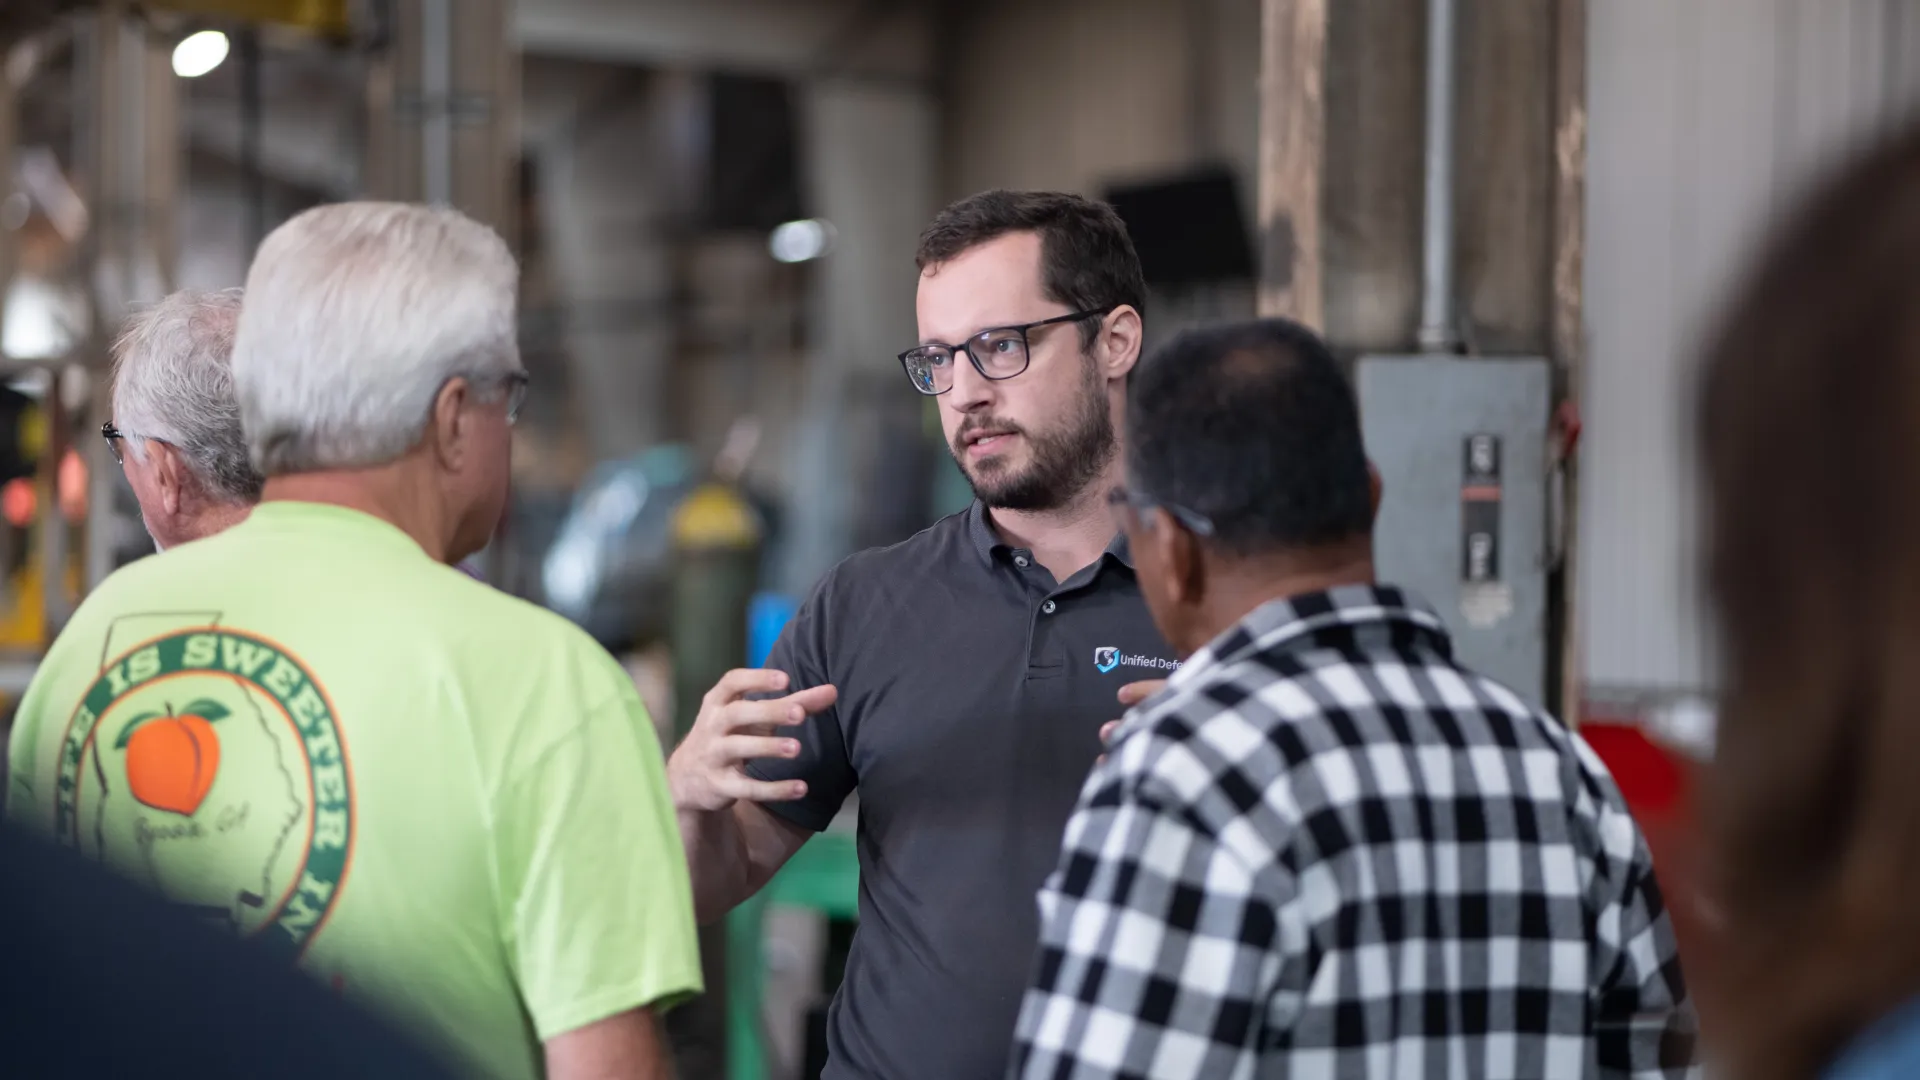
[
  {"xmin": 240, "ymin": 28, "xmax": 265, "ymax": 253},
  {"xmin": 1416, "ymin": 0, "xmax": 1459, "ymax": 352},
  {"xmin": 0, "ymin": 44, "xmax": 18, "ymax": 307},
  {"xmin": 420, "ymin": 0, "xmax": 453, "ymax": 206}
]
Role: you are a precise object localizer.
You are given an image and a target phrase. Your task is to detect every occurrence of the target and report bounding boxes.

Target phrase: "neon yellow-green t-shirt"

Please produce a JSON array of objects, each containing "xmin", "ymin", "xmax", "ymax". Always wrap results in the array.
[{"xmin": 4, "ymin": 501, "xmax": 702, "ymax": 1079}]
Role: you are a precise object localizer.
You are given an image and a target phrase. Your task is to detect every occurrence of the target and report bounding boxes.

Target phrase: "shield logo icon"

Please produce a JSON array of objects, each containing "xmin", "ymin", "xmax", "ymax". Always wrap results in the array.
[{"xmin": 1094, "ymin": 647, "xmax": 1120, "ymax": 674}]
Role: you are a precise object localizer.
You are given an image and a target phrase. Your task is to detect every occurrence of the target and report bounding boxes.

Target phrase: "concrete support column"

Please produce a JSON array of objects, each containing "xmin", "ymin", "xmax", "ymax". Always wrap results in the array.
[
  {"xmin": 1260, "ymin": 0, "xmax": 1564, "ymax": 353},
  {"xmin": 364, "ymin": 0, "xmax": 518, "ymax": 237},
  {"xmin": 87, "ymin": 13, "xmax": 178, "ymax": 320},
  {"xmin": 530, "ymin": 69, "xmax": 699, "ymax": 460},
  {"xmin": 365, "ymin": 0, "xmax": 519, "ymax": 583},
  {"xmin": 777, "ymin": 79, "xmax": 936, "ymax": 593},
  {"xmin": 0, "ymin": 55, "xmax": 16, "ymax": 303},
  {"xmin": 78, "ymin": 10, "xmax": 182, "ymax": 597}
]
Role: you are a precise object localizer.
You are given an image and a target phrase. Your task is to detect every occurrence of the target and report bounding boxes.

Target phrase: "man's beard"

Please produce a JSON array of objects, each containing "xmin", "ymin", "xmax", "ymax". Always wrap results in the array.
[{"xmin": 951, "ymin": 362, "xmax": 1115, "ymax": 513}]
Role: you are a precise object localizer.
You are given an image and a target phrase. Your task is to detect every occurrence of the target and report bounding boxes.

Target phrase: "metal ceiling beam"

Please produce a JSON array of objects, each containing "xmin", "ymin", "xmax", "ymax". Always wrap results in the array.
[
  {"xmin": 137, "ymin": 0, "xmax": 350, "ymax": 37},
  {"xmin": 180, "ymin": 97, "xmax": 357, "ymax": 195},
  {"xmin": 0, "ymin": 0, "xmax": 81, "ymax": 50},
  {"xmin": 514, "ymin": 0, "xmax": 931, "ymax": 84}
]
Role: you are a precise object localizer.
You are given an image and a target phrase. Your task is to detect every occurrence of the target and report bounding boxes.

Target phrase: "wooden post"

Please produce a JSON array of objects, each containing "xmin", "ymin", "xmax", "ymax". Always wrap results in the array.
[
  {"xmin": 0, "ymin": 46, "xmax": 16, "ymax": 304},
  {"xmin": 1256, "ymin": 0, "xmax": 1328, "ymax": 329},
  {"xmin": 1550, "ymin": 0, "xmax": 1587, "ymax": 726},
  {"xmin": 364, "ymin": 0, "xmax": 518, "ymax": 245}
]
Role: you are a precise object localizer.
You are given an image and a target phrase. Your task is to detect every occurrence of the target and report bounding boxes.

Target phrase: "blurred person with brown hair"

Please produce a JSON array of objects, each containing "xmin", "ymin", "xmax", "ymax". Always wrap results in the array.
[
  {"xmin": 1696, "ymin": 122, "xmax": 1920, "ymax": 1080},
  {"xmin": 7, "ymin": 202, "xmax": 700, "ymax": 1080},
  {"xmin": 101, "ymin": 288, "xmax": 263, "ymax": 551}
]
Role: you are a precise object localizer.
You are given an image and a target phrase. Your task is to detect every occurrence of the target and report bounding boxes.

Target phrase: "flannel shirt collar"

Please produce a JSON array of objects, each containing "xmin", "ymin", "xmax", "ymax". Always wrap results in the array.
[{"xmin": 1165, "ymin": 583, "xmax": 1453, "ymax": 694}]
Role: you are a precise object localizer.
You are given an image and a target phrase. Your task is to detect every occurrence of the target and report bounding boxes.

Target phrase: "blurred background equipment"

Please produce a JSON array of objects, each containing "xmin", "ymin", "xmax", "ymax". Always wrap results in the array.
[
  {"xmin": 1105, "ymin": 167, "xmax": 1256, "ymax": 287},
  {"xmin": 663, "ymin": 438, "xmax": 766, "ymax": 1079},
  {"xmin": 1104, "ymin": 165, "xmax": 1259, "ymax": 349},
  {"xmin": 2, "ymin": 0, "xmax": 1917, "ymax": 1074},
  {"xmin": 541, "ymin": 444, "xmax": 698, "ymax": 649},
  {"xmin": 0, "ymin": 1, "xmax": 81, "ymax": 51},
  {"xmin": 1359, "ymin": 356, "xmax": 1552, "ymax": 706},
  {"xmin": 138, "ymin": 1, "xmax": 350, "ymax": 37},
  {"xmin": 1348, "ymin": 0, "xmax": 1553, "ymax": 710}
]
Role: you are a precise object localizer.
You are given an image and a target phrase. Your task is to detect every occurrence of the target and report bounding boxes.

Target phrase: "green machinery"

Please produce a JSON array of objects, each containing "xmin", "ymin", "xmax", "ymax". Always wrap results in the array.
[
  {"xmin": 670, "ymin": 479, "xmax": 860, "ymax": 1080},
  {"xmin": 727, "ymin": 832, "xmax": 860, "ymax": 1080}
]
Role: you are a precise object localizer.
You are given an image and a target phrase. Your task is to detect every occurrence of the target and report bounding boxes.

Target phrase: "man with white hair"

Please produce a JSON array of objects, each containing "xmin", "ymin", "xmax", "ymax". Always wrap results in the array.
[
  {"xmin": 101, "ymin": 287, "xmax": 262, "ymax": 550},
  {"xmin": 5, "ymin": 202, "xmax": 700, "ymax": 1080}
]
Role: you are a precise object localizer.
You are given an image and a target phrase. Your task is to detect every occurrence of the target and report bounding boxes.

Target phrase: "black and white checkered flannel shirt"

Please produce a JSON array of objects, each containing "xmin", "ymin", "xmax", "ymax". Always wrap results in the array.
[{"xmin": 1011, "ymin": 585, "xmax": 1697, "ymax": 1079}]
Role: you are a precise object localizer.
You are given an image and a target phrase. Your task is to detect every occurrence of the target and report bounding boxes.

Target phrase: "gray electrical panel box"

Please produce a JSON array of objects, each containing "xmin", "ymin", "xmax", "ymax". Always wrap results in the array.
[{"xmin": 1355, "ymin": 356, "xmax": 1551, "ymax": 709}]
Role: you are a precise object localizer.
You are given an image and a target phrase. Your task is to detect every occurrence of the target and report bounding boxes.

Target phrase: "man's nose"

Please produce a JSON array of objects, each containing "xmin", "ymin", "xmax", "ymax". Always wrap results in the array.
[{"xmin": 946, "ymin": 350, "xmax": 996, "ymax": 411}]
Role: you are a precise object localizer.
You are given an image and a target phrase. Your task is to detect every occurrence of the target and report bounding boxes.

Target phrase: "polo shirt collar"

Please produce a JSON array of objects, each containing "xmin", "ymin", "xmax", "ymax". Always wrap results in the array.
[
  {"xmin": 965, "ymin": 500, "xmax": 1000, "ymax": 566},
  {"xmin": 963, "ymin": 500, "xmax": 1134, "ymax": 571},
  {"xmin": 1167, "ymin": 583, "xmax": 1451, "ymax": 692}
]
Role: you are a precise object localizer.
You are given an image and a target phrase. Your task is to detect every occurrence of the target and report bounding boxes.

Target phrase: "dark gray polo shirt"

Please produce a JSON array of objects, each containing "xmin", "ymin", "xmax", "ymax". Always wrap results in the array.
[{"xmin": 746, "ymin": 501, "xmax": 1175, "ymax": 1080}]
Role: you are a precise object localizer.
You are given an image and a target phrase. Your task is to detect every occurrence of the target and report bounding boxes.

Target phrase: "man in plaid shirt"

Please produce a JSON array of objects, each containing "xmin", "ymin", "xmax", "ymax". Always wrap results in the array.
[{"xmin": 1011, "ymin": 318, "xmax": 1697, "ymax": 1079}]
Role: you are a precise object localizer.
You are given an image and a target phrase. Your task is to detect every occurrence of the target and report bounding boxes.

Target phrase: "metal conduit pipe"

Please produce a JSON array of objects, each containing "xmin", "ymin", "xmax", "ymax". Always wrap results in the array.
[
  {"xmin": 420, "ymin": 0, "xmax": 453, "ymax": 206},
  {"xmin": 1416, "ymin": 0, "xmax": 1459, "ymax": 353}
]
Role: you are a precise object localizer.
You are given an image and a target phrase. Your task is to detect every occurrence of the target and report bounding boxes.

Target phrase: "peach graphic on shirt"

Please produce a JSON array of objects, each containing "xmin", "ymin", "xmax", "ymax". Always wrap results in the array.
[
  {"xmin": 58, "ymin": 628, "xmax": 354, "ymax": 960},
  {"xmin": 113, "ymin": 699, "xmax": 230, "ymax": 816}
]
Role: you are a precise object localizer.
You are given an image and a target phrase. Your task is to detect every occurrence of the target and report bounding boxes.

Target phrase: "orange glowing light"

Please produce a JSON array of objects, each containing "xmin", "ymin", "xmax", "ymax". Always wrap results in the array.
[
  {"xmin": 3, "ymin": 479, "xmax": 35, "ymax": 528},
  {"xmin": 58, "ymin": 448, "xmax": 87, "ymax": 522}
]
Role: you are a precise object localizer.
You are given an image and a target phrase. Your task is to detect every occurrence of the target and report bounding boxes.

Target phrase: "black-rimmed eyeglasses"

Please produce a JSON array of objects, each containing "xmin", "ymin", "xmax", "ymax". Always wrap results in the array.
[
  {"xmin": 100, "ymin": 421, "xmax": 152, "ymax": 466},
  {"xmin": 898, "ymin": 307, "xmax": 1113, "ymax": 396},
  {"xmin": 1107, "ymin": 486, "xmax": 1216, "ymax": 537}
]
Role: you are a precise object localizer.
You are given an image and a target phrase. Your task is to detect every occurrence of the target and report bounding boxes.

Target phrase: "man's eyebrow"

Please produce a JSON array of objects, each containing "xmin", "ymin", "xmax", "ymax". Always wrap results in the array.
[{"xmin": 920, "ymin": 320, "xmax": 1015, "ymax": 347}]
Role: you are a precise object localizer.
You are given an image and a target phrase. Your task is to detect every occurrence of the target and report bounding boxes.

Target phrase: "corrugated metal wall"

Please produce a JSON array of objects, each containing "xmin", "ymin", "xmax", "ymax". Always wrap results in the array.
[{"xmin": 1580, "ymin": 0, "xmax": 1920, "ymax": 699}]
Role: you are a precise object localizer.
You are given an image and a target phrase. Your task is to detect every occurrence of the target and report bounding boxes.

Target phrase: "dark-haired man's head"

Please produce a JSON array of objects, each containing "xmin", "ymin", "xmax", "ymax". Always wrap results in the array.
[
  {"xmin": 1115, "ymin": 317, "xmax": 1380, "ymax": 655},
  {"xmin": 909, "ymin": 190, "xmax": 1147, "ymax": 513}
]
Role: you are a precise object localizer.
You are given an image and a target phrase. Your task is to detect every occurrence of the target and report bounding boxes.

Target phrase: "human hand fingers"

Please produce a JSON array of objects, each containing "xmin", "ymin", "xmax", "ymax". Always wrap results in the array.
[{"xmin": 1117, "ymin": 679, "xmax": 1168, "ymax": 707}]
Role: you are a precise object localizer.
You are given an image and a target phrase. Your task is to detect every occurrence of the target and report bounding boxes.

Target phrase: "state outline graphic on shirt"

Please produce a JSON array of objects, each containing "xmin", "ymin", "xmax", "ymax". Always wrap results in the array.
[{"xmin": 52, "ymin": 612, "xmax": 356, "ymax": 960}]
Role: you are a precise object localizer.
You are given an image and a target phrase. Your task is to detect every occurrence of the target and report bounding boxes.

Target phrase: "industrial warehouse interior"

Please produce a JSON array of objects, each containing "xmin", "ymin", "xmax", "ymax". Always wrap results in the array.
[{"xmin": 4, "ymin": 1, "xmax": 1920, "ymax": 1078}]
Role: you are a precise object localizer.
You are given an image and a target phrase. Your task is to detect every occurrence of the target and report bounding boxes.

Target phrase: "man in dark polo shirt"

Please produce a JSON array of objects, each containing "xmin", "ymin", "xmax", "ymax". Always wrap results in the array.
[{"xmin": 668, "ymin": 190, "xmax": 1174, "ymax": 1079}]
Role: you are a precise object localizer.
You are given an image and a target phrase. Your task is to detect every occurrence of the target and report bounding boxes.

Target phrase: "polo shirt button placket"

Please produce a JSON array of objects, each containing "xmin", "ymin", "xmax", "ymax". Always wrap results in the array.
[{"xmin": 1041, "ymin": 599, "xmax": 1057, "ymax": 615}]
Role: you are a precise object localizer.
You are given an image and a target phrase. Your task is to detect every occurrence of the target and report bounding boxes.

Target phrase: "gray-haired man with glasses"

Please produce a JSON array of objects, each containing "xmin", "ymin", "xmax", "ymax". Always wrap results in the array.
[
  {"xmin": 101, "ymin": 288, "xmax": 263, "ymax": 552},
  {"xmin": 10, "ymin": 203, "xmax": 699, "ymax": 1080},
  {"xmin": 668, "ymin": 189, "xmax": 1180, "ymax": 1079},
  {"xmin": 98, "ymin": 287, "xmax": 528, "ymax": 564}
]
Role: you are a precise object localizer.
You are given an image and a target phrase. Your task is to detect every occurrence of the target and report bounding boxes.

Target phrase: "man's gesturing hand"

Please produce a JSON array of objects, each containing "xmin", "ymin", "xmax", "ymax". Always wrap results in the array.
[
  {"xmin": 1096, "ymin": 679, "xmax": 1170, "ymax": 764},
  {"xmin": 668, "ymin": 669, "xmax": 838, "ymax": 814},
  {"xmin": 1117, "ymin": 679, "xmax": 1168, "ymax": 710}
]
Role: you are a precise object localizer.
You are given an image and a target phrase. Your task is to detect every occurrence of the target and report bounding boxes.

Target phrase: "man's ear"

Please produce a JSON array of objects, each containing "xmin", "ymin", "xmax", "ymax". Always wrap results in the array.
[
  {"xmin": 1367, "ymin": 460, "xmax": 1384, "ymax": 525},
  {"xmin": 1157, "ymin": 510, "xmax": 1207, "ymax": 607},
  {"xmin": 428, "ymin": 377, "xmax": 472, "ymax": 469},
  {"xmin": 1100, "ymin": 304, "xmax": 1145, "ymax": 383},
  {"xmin": 151, "ymin": 443, "xmax": 187, "ymax": 516}
]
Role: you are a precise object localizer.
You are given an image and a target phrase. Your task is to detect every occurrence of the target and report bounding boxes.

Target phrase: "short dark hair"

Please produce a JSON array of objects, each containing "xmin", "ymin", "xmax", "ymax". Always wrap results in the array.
[
  {"xmin": 915, "ymin": 190, "xmax": 1147, "ymax": 348},
  {"xmin": 1127, "ymin": 317, "xmax": 1371, "ymax": 556}
]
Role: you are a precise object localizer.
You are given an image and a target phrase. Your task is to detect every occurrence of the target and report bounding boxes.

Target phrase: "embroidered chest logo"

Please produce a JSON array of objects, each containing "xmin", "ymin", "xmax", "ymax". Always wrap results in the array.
[
  {"xmin": 53, "ymin": 629, "xmax": 354, "ymax": 960},
  {"xmin": 1092, "ymin": 646, "xmax": 1181, "ymax": 675}
]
